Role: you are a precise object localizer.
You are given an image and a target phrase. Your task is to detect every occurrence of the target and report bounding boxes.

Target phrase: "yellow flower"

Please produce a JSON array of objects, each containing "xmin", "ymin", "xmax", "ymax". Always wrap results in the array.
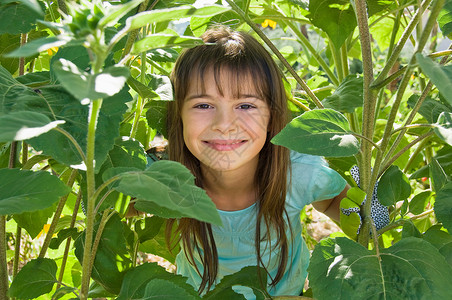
[
  {"xmin": 261, "ymin": 19, "xmax": 277, "ymax": 29},
  {"xmin": 47, "ymin": 47, "xmax": 59, "ymax": 56},
  {"xmin": 37, "ymin": 224, "xmax": 51, "ymax": 239}
]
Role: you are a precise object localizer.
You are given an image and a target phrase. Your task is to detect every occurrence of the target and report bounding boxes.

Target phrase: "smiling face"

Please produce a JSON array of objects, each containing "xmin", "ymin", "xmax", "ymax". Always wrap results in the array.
[{"xmin": 181, "ymin": 68, "xmax": 270, "ymax": 174}]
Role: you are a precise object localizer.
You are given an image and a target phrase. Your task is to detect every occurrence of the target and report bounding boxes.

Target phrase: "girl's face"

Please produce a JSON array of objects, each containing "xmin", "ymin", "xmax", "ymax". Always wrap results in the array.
[{"xmin": 181, "ymin": 68, "xmax": 270, "ymax": 174}]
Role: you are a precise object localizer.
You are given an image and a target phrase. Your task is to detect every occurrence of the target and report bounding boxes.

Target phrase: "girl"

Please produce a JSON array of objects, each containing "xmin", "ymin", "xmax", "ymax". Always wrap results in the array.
[{"xmin": 166, "ymin": 26, "xmax": 348, "ymax": 298}]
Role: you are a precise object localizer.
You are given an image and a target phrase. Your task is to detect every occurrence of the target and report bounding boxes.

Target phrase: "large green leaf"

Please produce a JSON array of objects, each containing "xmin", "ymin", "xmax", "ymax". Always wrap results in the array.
[
  {"xmin": 271, "ymin": 109, "xmax": 359, "ymax": 157},
  {"xmin": 434, "ymin": 112, "xmax": 452, "ymax": 146},
  {"xmin": 0, "ymin": 169, "xmax": 70, "ymax": 215},
  {"xmin": 308, "ymin": 237, "xmax": 452, "ymax": 299},
  {"xmin": 132, "ymin": 34, "xmax": 203, "ymax": 54},
  {"xmin": 423, "ymin": 225, "xmax": 452, "ymax": 268},
  {"xmin": 0, "ymin": 1, "xmax": 43, "ymax": 34},
  {"xmin": 308, "ymin": 0, "xmax": 356, "ymax": 49},
  {"xmin": 74, "ymin": 213, "xmax": 133, "ymax": 294},
  {"xmin": 143, "ymin": 279, "xmax": 199, "ymax": 299},
  {"xmin": 52, "ymin": 59, "xmax": 130, "ymax": 102},
  {"xmin": 407, "ymin": 95, "xmax": 451, "ymax": 124},
  {"xmin": 0, "ymin": 111, "xmax": 65, "ymax": 141},
  {"xmin": 377, "ymin": 165, "xmax": 411, "ymax": 206},
  {"xmin": 115, "ymin": 160, "xmax": 221, "ymax": 225},
  {"xmin": 117, "ymin": 263, "xmax": 199, "ymax": 300},
  {"xmin": 430, "ymin": 158, "xmax": 449, "ymax": 192},
  {"xmin": 8, "ymin": 258, "xmax": 57, "ymax": 299},
  {"xmin": 416, "ymin": 53, "xmax": 452, "ymax": 106},
  {"xmin": 322, "ymin": 75, "xmax": 363, "ymax": 113},
  {"xmin": 438, "ymin": 0, "xmax": 452, "ymax": 38},
  {"xmin": 0, "ymin": 68, "xmax": 132, "ymax": 171},
  {"xmin": 146, "ymin": 100, "xmax": 168, "ymax": 138},
  {"xmin": 203, "ymin": 266, "xmax": 267, "ymax": 300},
  {"xmin": 434, "ymin": 181, "xmax": 452, "ymax": 233}
]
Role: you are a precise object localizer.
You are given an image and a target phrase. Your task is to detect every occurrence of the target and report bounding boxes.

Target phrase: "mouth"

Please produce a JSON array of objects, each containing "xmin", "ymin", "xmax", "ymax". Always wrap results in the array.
[{"xmin": 203, "ymin": 139, "xmax": 247, "ymax": 151}]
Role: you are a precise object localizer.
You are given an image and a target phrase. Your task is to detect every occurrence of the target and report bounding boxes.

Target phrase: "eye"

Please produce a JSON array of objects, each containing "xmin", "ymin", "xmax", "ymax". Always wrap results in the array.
[
  {"xmin": 237, "ymin": 103, "xmax": 256, "ymax": 110},
  {"xmin": 194, "ymin": 103, "xmax": 212, "ymax": 109}
]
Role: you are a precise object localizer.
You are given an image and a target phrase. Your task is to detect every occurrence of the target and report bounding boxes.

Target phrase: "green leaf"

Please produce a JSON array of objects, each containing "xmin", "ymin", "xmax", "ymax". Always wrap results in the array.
[
  {"xmin": 147, "ymin": 48, "xmax": 179, "ymax": 63},
  {"xmin": 144, "ymin": 279, "xmax": 199, "ymax": 299},
  {"xmin": 322, "ymin": 75, "xmax": 363, "ymax": 113},
  {"xmin": 117, "ymin": 263, "xmax": 199, "ymax": 300},
  {"xmin": 148, "ymin": 73, "xmax": 173, "ymax": 100},
  {"xmin": 98, "ymin": 0, "xmax": 144, "ymax": 28},
  {"xmin": 416, "ymin": 53, "xmax": 452, "ymax": 106},
  {"xmin": 115, "ymin": 160, "xmax": 221, "ymax": 225},
  {"xmin": 0, "ymin": 169, "xmax": 70, "ymax": 215},
  {"xmin": 146, "ymin": 100, "xmax": 168, "ymax": 137},
  {"xmin": 74, "ymin": 213, "xmax": 133, "ymax": 294},
  {"xmin": 135, "ymin": 216, "xmax": 165, "ymax": 243},
  {"xmin": 407, "ymin": 95, "xmax": 452, "ymax": 124},
  {"xmin": 127, "ymin": 76, "xmax": 159, "ymax": 99},
  {"xmin": 430, "ymin": 158, "xmax": 449, "ymax": 192},
  {"xmin": 0, "ymin": 1, "xmax": 43, "ymax": 34},
  {"xmin": 0, "ymin": 111, "xmax": 65, "ymax": 142},
  {"xmin": 271, "ymin": 109, "xmax": 359, "ymax": 157},
  {"xmin": 204, "ymin": 266, "xmax": 267, "ymax": 299},
  {"xmin": 5, "ymin": 36, "xmax": 70, "ymax": 58},
  {"xmin": 339, "ymin": 196, "xmax": 362, "ymax": 240},
  {"xmin": 434, "ymin": 112, "xmax": 452, "ymax": 146},
  {"xmin": 409, "ymin": 191, "xmax": 432, "ymax": 215},
  {"xmin": 52, "ymin": 287, "xmax": 78, "ymax": 300},
  {"xmin": 423, "ymin": 226, "xmax": 452, "ymax": 268},
  {"xmin": 132, "ymin": 34, "xmax": 203, "ymax": 54},
  {"xmin": 402, "ymin": 220, "xmax": 422, "ymax": 239},
  {"xmin": 377, "ymin": 165, "xmax": 411, "ymax": 206},
  {"xmin": 308, "ymin": 237, "xmax": 452, "ymax": 299},
  {"xmin": 0, "ymin": 33, "xmax": 20, "ymax": 74},
  {"xmin": 13, "ymin": 205, "xmax": 55, "ymax": 239},
  {"xmin": 308, "ymin": 0, "xmax": 356, "ymax": 49},
  {"xmin": 49, "ymin": 228, "xmax": 80, "ymax": 250},
  {"xmin": 438, "ymin": 1, "xmax": 452, "ymax": 38},
  {"xmin": 434, "ymin": 181, "xmax": 452, "ymax": 233},
  {"xmin": 52, "ymin": 59, "xmax": 130, "ymax": 102},
  {"xmin": 8, "ymin": 258, "xmax": 57, "ymax": 299}
]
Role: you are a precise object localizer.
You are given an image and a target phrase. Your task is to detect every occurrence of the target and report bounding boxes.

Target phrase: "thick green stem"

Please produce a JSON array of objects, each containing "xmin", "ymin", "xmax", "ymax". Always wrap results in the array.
[
  {"xmin": 225, "ymin": 0, "xmax": 323, "ymax": 108},
  {"xmin": 330, "ymin": 42, "xmax": 344, "ymax": 83},
  {"xmin": 12, "ymin": 226, "xmax": 21, "ymax": 278},
  {"xmin": 131, "ymin": 51, "xmax": 147, "ymax": 138},
  {"xmin": 354, "ymin": 0, "xmax": 377, "ymax": 247},
  {"xmin": 80, "ymin": 98, "xmax": 103, "ymax": 300},
  {"xmin": 39, "ymin": 169, "xmax": 78, "ymax": 258},
  {"xmin": 341, "ymin": 43, "xmax": 349, "ymax": 78}
]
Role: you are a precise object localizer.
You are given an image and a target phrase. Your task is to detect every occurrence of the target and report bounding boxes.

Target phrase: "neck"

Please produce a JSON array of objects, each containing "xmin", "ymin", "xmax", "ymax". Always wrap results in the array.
[{"xmin": 201, "ymin": 164, "xmax": 258, "ymax": 211}]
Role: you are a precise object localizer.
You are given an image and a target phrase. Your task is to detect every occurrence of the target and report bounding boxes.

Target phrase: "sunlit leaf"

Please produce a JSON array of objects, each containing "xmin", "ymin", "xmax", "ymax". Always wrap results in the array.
[
  {"xmin": 114, "ymin": 160, "xmax": 221, "ymax": 225},
  {"xmin": 434, "ymin": 112, "xmax": 452, "ymax": 146},
  {"xmin": 132, "ymin": 34, "xmax": 203, "ymax": 54},
  {"xmin": 309, "ymin": 237, "xmax": 452, "ymax": 299},
  {"xmin": 438, "ymin": 1, "xmax": 452, "ymax": 38},
  {"xmin": 0, "ymin": 111, "xmax": 64, "ymax": 142},
  {"xmin": 416, "ymin": 53, "xmax": 452, "ymax": 106},
  {"xmin": 8, "ymin": 258, "xmax": 57, "ymax": 299},
  {"xmin": 271, "ymin": 109, "xmax": 359, "ymax": 157},
  {"xmin": 0, "ymin": 1, "xmax": 44, "ymax": 34}
]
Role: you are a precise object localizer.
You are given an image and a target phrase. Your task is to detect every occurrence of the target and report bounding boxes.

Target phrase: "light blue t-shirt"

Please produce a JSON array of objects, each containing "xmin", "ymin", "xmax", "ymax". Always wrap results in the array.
[{"xmin": 175, "ymin": 152, "xmax": 346, "ymax": 298}]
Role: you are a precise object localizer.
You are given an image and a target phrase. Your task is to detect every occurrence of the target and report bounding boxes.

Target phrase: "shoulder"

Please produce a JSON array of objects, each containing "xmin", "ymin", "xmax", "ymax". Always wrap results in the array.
[{"xmin": 287, "ymin": 151, "xmax": 346, "ymax": 209}]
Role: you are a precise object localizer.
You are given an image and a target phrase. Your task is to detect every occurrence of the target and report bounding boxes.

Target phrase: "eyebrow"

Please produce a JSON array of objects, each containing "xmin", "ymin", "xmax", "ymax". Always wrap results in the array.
[{"xmin": 185, "ymin": 93, "xmax": 263, "ymax": 101}]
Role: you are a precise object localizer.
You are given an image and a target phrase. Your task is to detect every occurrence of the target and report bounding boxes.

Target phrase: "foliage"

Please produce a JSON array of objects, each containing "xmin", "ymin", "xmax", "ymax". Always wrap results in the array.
[{"xmin": 1, "ymin": 0, "xmax": 452, "ymax": 299}]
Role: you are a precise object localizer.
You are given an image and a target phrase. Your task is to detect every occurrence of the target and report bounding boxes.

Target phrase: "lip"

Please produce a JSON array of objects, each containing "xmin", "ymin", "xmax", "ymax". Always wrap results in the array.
[{"xmin": 203, "ymin": 139, "xmax": 247, "ymax": 151}]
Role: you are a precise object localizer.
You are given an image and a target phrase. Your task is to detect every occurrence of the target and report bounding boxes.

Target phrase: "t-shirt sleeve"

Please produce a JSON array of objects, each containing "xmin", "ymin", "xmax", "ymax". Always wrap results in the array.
[{"xmin": 287, "ymin": 151, "xmax": 346, "ymax": 211}]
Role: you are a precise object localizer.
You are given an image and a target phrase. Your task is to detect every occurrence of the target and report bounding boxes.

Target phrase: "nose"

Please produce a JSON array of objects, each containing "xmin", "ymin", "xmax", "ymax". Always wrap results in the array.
[{"xmin": 211, "ymin": 107, "xmax": 237, "ymax": 134}]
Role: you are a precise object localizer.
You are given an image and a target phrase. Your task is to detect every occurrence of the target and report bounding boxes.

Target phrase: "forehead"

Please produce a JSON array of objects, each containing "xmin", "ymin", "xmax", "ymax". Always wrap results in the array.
[{"xmin": 186, "ymin": 66, "xmax": 263, "ymax": 99}]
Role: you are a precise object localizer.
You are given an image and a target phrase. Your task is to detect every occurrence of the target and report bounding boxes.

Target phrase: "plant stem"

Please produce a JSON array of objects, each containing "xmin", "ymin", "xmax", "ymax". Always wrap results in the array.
[
  {"xmin": 330, "ymin": 42, "xmax": 344, "ymax": 83},
  {"xmin": 120, "ymin": 0, "xmax": 151, "ymax": 60},
  {"xmin": 281, "ymin": 20, "xmax": 339, "ymax": 86},
  {"xmin": 131, "ymin": 51, "xmax": 147, "ymax": 138},
  {"xmin": 57, "ymin": 191, "xmax": 82, "ymax": 290},
  {"xmin": 354, "ymin": 0, "xmax": 377, "ymax": 247},
  {"xmin": 372, "ymin": 0, "xmax": 431, "ymax": 88},
  {"xmin": 341, "ymin": 43, "xmax": 349, "ymax": 78},
  {"xmin": 80, "ymin": 98, "xmax": 103, "ymax": 300},
  {"xmin": 378, "ymin": 209, "xmax": 434, "ymax": 235},
  {"xmin": 225, "ymin": 0, "xmax": 324, "ymax": 108},
  {"xmin": 13, "ymin": 226, "xmax": 21, "ymax": 278},
  {"xmin": 0, "ymin": 216, "xmax": 8, "ymax": 300},
  {"xmin": 39, "ymin": 169, "xmax": 78, "ymax": 258}
]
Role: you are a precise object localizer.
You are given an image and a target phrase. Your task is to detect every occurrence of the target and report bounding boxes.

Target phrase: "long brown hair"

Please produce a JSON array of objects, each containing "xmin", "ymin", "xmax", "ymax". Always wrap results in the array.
[{"xmin": 166, "ymin": 26, "xmax": 291, "ymax": 293}]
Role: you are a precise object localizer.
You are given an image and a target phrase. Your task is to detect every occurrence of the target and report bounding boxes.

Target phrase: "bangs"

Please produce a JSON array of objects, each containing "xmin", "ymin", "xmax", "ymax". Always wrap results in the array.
[{"xmin": 185, "ymin": 61, "xmax": 270, "ymax": 102}]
